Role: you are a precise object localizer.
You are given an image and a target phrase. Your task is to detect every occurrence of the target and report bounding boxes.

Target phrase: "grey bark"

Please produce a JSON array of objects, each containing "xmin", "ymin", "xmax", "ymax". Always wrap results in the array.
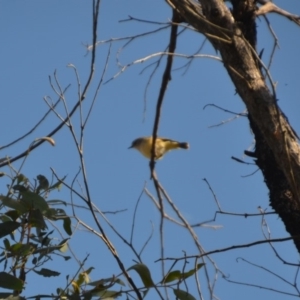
[{"xmin": 166, "ymin": 0, "xmax": 300, "ymax": 251}]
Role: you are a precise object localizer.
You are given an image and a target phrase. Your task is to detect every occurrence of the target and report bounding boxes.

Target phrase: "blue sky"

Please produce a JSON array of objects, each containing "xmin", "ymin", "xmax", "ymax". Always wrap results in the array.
[{"xmin": 1, "ymin": 1, "xmax": 300, "ymax": 299}]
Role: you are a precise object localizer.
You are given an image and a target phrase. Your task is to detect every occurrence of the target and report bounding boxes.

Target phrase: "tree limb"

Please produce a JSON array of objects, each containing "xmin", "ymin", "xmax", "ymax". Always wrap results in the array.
[{"xmin": 165, "ymin": 0, "xmax": 300, "ymax": 251}]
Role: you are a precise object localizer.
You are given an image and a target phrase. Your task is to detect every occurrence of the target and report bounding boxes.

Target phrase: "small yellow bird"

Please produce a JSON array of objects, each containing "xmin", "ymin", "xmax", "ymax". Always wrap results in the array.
[{"xmin": 129, "ymin": 136, "xmax": 189, "ymax": 160}]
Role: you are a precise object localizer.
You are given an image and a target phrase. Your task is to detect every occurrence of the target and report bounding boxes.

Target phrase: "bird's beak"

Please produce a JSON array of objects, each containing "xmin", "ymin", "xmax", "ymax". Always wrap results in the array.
[{"xmin": 128, "ymin": 145, "xmax": 133, "ymax": 149}]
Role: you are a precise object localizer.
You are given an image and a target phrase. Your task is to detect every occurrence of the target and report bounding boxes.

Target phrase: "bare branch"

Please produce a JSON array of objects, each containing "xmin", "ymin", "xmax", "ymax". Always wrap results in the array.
[{"xmin": 256, "ymin": 2, "xmax": 300, "ymax": 26}]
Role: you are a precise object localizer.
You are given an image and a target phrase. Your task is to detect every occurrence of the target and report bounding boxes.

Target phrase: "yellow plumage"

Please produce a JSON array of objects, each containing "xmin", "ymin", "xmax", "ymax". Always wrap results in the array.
[{"xmin": 129, "ymin": 136, "xmax": 189, "ymax": 159}]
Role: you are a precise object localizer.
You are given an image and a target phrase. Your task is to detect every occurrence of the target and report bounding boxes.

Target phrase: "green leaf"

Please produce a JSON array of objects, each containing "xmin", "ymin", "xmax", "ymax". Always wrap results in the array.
[
  {"xmin": 59, "ymin": 239, "xmax": 69, "ymax": 253},
  {"xmin": 88, "ymin": 277, "xmax": 125, "ymax": 287},
  {"xmin": 162, "ymin": 264, "xmax": 204, "ymax": 284},
  {"xmin": 0, "ymin": 215, "xmax": 12, "ymax": 222},
  {"xmin": 34, "ymin": 268, "xmax": 60, "ymax": 277},
  {"xmin": 76, "ymin": 269, "xmax": 93, "ymax": 286},
  {"xmin": 9, "ymin": 243, "xmax": 36, "ymax": 256},
  {"xmin": 43, "ymin": 208, "xmax": 57, "ymax": 219},
  {"xmin": 84, "ymin": 267, "xmax": 94, "ymax": 275},
  {"xmin": 84, "ymin": 288, "xmax": 121, "ymax": 299},
  {"xmin": 45, "ymin": 207, "xmax": 68, "ymax": 220},
  {"xmin": 32, "ymin": 257, "xmax": 37, "ymax": 265},
  {"xmin": 3, "ymin": 238, "xmax": 10, "ymax": 250},
  {"xmin": 53, "ymin": 208, "xmax": 68, "ymax": 218},
  {"xmin": 47, "ymin": 199, "xmax": 67, "ymax": 206},
  {"xmin": 49, "ymin": 175, "xmax": 67, "ymax": 191},
  {"xmin": 12, "ymin": 185, "xmax": 28, "ymax": 192},
  {"xmin": 68, "ymin": 294, "xmax": 81, "ymax": 300},
  {"xmin": 0, "ymin": 272, "xmax": 23, "ymax": 290},
  {"xmin": 181, "ymin": 263, "xmax": 205, "ymax": 280},
  {"xmin": 0, "ymin": 221, "xmax": 20, "ymax": 238},
  {"xmin": 59, "ymin": 243, "xmax": 68, "ymax": 253},
  {"xmin": 44, "ymin": 207, "xmax": 72, "ymax": 235},
  {"xmin": 34, "ymin": 238, "xmax": 69, "ymax": 258},
  {"xmin": 173, "ymin": 289, "xmax": 197, "ymax": 300},
  {"xmin": 0, "ymin": 196, "xmax": 28, "ymax": 214},
  {"xmin": 161, "ymin": 270, "xmax": 181, "ymax": 283},
  {"xmin": 63, "ymin": 217, "xmax": 72, "ymax": 236},
  {"xmin": 20, "ymin": 191, "xmax": 49, "ymax": 213},
  {"xmin": 0, "ymin": 293, "xmax": 26, "ymax": 300},
  {"xmin": 40, "ymin": 230, "xmax": 54, "ymax": 246},
  {"xmin": 28, "ymin": 209, "xmax": 47, "ymax": 229},
  {"xmin": 49, "ymin": 176, "xmax": 67, "ymax": 191},
  {"xmin": 5, "ymin": 210, "xmax": 20, "ymax": 221},
  {"xmin": 128, "ymin": 263, "xmax": 154, "ymax": 288},
  {"xmin": 16, "ymin": 174, "xmax": 28, "ymax": 184}
]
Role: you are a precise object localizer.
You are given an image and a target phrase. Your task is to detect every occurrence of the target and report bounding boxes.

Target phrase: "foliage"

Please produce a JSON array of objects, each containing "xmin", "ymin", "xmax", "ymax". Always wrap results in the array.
[
  {"xmin": 0, "ymin": 173, "xmax": 71, "ymax": 295},
  {"xmin": 1, "ymin": 0, "xmax": 300, "ymax": 299},
  {"xmin": 0, "ymin": 171, "xmax": 204, "ymax": 298}
]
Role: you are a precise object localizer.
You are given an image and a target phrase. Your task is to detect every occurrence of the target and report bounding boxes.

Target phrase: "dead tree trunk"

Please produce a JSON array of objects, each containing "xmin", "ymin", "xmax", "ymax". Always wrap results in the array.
[{"xmin": 166, "ymin": 0, "xmax": 300, "ymax": 251}]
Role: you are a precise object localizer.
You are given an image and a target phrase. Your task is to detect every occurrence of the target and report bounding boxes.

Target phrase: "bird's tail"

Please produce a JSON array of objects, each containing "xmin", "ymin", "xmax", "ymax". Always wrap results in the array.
[
  {"xmin": 162, "ymin": 139, "xmax": 189, "ymax": 151},
  {"xmin": 178, "ymin": 142, "xmax": 189, "ymax": 149}
]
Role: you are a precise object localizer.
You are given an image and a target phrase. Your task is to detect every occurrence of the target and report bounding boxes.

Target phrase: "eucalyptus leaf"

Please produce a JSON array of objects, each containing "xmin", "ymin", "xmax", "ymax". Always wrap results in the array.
[{"xmin": 128, "ymin": 263, "xmax": 154, "ymax": 288}]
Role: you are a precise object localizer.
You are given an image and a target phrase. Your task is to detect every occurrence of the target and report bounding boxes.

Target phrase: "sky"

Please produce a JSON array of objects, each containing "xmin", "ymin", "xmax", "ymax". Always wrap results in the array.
[{"xmin": 1, "ymin": 1, "xmax": 300, "ymax": 299}]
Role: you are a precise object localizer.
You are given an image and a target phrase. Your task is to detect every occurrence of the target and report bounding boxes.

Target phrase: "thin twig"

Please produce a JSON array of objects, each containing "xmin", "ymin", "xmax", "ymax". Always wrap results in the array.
[{"xmin": 0, "ymin": 85, "xmax": 70, "ymax": 151}]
